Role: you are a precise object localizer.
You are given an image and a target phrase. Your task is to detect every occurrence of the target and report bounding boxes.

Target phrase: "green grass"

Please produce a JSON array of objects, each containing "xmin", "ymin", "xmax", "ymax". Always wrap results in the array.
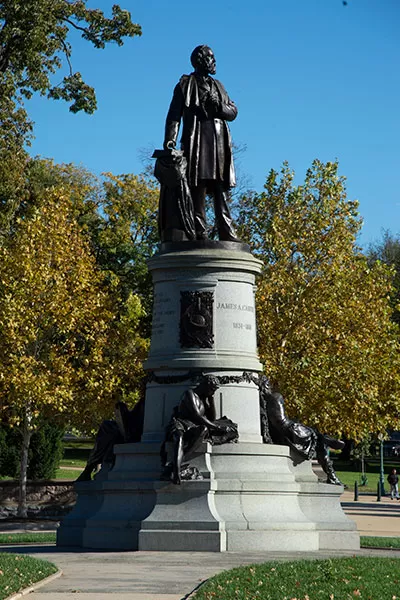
[
  {"xmin": 335, "ymin": 470, "xmax": 380, "ymax": 493},
  {"xmin": 191, "ymin": 557, "xmax": 400, "ymax": 600},
  {"xmin": 54, "ymin": 468, "xmax": 81, "ymax": 480},
  {"xmin": 0, "ymin": 553, "xmax": 57, "ymax": 600},
  {"xmin": 59, "ymin": 458, "xmax": 86, "ymax": 468},
  {"xmin": 361, "ymin": 536, "xmax": 400, "ymax": 549},
  {"xmin": 0, "ymin": 533, "xmax": 56, "ymax": 545},
  {"xmin": 63, "ymin": 441, "xmax": 93, "ymax": 449},
  {"xmin": 333, "ymin": 459, "xmax": 400, "ymax": 494}
]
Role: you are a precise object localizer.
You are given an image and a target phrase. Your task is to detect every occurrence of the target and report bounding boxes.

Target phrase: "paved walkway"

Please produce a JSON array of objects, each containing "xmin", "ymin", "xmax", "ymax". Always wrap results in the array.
[
  {"xmin": 0, "ymin": 491, "xmax": 399, "ymax": 600},
  {"xmin": 2, "ymin": 546, "xmax": 400, "ymax": 600},
  {"xmin": 341, "ymin": 489, "xmax": 400, "ymax": 537}
]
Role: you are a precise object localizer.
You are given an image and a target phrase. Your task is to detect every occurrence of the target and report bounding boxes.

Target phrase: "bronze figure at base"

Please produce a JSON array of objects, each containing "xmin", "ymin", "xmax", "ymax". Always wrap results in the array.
[
  {"xmin": 257, "ymin": 375, "xmax": 344, "ymax": 485},
  {"xmin": 161, "ymin": 376, "xmax": 238, "ymax": 484},
  {"xmin": 76, "ymin": 399, "xmax": 144, "ymax": 482}
]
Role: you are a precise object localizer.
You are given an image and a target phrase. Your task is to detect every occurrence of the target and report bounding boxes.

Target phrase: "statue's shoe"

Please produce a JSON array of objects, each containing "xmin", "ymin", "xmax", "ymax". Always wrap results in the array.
[{"xmin": 322, "ymin": 434, "xmax": 345, "ymax": 450}]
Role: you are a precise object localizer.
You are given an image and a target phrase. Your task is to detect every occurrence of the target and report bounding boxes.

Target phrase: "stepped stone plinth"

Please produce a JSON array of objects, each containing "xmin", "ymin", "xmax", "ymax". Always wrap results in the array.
[{"xmin": 57, "ymin": 242, "xmax": 359, "ymax": 552}]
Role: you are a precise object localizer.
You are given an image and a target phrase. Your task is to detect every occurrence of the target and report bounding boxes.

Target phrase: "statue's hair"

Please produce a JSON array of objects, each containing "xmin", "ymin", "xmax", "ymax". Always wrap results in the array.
[
  {"xmin": 190, "ymin": 45, "xmax": 212, "ymax": 69},
  {"xmin": 197, "ymin": 374, "xmax": 219, "ymax": 391}
]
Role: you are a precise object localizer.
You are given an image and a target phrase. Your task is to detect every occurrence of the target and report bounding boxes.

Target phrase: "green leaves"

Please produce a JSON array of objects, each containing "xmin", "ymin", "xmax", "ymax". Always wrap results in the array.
[
  {"xmin": 0, "ymin": 0, "xmax": 141, "ymax": 140},
  {"xmin": 367, "ymin": 230, "xmax": 400, "ymax": 325},
  {"xmin": 67, "ymin": 3, "xmax": 141, "ymax": 49},
  {"xmin": 0, "ymin": 185, "xmax": 112, "ymax": 430},
  {"xmin": 237, "ymin": 160, "xmax": 400, "ymax": 440},
  {"xmin": 0, "ymin": 158, "xmax": 153, "ymax": 434},
  {"xmin": 48, "ymin": 72, "xmax": 97, "ymax": 113}
]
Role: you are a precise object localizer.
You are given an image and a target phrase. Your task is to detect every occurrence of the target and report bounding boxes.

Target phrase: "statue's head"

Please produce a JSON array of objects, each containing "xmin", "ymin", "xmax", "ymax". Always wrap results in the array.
[
  {"xmin": 197, "ymin": 375, "xmax": 219, "ymax": 395},
  {"xmin": 190, "ymin": 45, "xmax": 216, "ymax": 75},
  {"xmin": 258, "ymin": 374, "xmax": 272, "ymax": 395}
]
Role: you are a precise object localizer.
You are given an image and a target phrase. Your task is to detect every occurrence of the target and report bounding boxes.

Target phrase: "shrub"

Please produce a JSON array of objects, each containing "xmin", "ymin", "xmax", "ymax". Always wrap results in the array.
[
  {"xmin": 0, "ymin": 420, "xmax": 64, "ymax": 480},
  {"xmin": 0, "ymin": 425, "xmax": 21, "ymax": 478}
]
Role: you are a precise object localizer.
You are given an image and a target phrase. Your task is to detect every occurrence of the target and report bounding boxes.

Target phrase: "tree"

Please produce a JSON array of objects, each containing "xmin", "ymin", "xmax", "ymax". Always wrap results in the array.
[
  {"xmin": 0, "ymin": 185, "xmax": 129, "ymax": 515},
  {"xmin": 237, "ymin": 160, "xmax": 400, "ymax": 440},
  {"xmin": 20, "ymin": 158, "xmax": 158, "ymax": 328},
  {"xmin": 0, "ymin": 1, "xmax": 141, "ymax": 238},
  {"xmin": 0, "ymin": 1, "xmax": 141, "ymax": 114},
  {"xmin": 99, "ymin": 172, "xmax": 159, "ymax": 328},
  {"xmin": 0, "ymin": 158, "xmax": 153, "ymax": 508},
  {"xmin": 28, "ymin": 163, "xmax": 156, "ymax": 401},
  {"xmin": 367, "ymin": 230, "xmax": 400, "ymax": 326}
]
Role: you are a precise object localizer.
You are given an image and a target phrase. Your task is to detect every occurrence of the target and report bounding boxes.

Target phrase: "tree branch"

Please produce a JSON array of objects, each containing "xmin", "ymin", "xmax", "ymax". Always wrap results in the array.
[
  {"xmin": 55, "ymin": 35, "xmax": 73, "ymax": 76},
  {"xmin": 0, "ymin": 39, "xmax": 13, "ymax": 73},
  {"xmin": 64, "ymin": 17, "xmax": 91, "ymax": 36}
]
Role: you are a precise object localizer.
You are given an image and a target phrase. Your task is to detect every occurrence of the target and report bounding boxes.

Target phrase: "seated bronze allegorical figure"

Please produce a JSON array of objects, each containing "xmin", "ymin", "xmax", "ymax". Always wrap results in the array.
[
  {"xmin": 257, "ymin": 375, "xmax": 344, "ymax": 485},
  {"xmin": 161, "ymin": 375, "xmax": 238, "ymax": 484},
  {"xmin": 76, "ymin": 398, "xmax": 144, "ymax": 482}
]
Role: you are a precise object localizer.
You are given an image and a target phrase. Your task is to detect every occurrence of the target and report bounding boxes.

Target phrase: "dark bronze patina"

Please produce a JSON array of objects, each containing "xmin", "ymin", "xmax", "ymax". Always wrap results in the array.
[
  {"xmin": 162, "ymin": 45, "xmax": 240, "ymax": 242},
  {"xmin": 153, "ymin": 148, "xmax": 196, "ymax": 242},
  {"xmin": 76, "ymin": 399, "xmax": 144, "ymax": 482},
  {"xmin": 161, "ymin": 376, "xmax": 238, "ymax": 484},
  {"xmin": 180, "ymin": 290, "xmax": 214, "ymax": 348},
  {"xmin": 258, "ymin": 375, "xmax": 344, "ymax": 485}
]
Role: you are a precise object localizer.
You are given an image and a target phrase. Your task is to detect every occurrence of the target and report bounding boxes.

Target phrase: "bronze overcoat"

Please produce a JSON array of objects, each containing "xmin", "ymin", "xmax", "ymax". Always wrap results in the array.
[{"xmin": 165, "ymin": 73, "xmax": 237, "ymax": 188}]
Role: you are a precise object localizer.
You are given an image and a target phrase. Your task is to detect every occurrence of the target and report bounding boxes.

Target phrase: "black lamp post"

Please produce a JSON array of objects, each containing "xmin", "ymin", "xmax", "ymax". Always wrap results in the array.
[{"xmin": 378, "ymin": 433, "xmax": 386, "ymax": 497}]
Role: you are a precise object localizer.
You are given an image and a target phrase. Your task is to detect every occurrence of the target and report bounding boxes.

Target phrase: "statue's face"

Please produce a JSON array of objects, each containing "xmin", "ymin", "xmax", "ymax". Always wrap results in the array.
[
  {"xmin": 198, "ymin": 376, "xmax": 219, "ymax": 396},
  {"xmin": 204, "ymin": 47, "xmax": 216, "ymax": 74},
  {"xmin": 197, "ymin": 47, "xmax": 216, "ymax": 75},
  {"xmin": 207, "ymin": 380, "xmax": 219, "ymax": 394}
]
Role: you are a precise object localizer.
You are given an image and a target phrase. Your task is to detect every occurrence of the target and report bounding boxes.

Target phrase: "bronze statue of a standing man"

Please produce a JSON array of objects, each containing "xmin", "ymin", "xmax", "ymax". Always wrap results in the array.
[{"xmin": 164, "ymin": 45, "xmax": 240, "ymax": 242}]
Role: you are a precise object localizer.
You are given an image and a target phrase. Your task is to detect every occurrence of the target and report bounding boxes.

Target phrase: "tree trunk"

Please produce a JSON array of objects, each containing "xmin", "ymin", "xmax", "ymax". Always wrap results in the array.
[{"xmin": 17, "ymin": 416, "xmax": 32, "ymax": 519}]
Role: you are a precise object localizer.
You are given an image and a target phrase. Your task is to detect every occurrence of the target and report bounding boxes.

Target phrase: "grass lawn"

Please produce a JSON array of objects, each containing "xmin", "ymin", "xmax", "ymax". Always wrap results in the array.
[
  {"xmin": 0, "ymin": 553, "xmax": 57, "ymax": 600},
  {"xmin": 361, "ymin": 536, "xmax": 400, "ymax": 549},
  {"xmin": 191, "ymin": 557, "xmax": 400, "ymax": 600},
  {"xmin": 0, "ymin": 533, "xmax": 57, "ymax": 545},
  {"xmin": 333, "ymin": 459, "xmax": 400, "ymax": 494},
  {"xmin": 55, "ymin": 444, "xmax": 89, "ymax": 478},
  {"xmin": 59, "ymin": 458, "xmax": 86, "ymax": 468},
  {"xmin": 55, "ymin": 468, "xmax": 81, "ymax": 480},
  {"xmin": 334, "ymin": 470, "xmax": 380, "ymax": 493}
]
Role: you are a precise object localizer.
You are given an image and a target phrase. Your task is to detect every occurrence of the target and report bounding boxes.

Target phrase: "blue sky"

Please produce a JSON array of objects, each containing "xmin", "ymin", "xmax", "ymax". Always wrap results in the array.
[{"xmin": 26, "ymin": 0, "xmax": 400, "ymax": 248}]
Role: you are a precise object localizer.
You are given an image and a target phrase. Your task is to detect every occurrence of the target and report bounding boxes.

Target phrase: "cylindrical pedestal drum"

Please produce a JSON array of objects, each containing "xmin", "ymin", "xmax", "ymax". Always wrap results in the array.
[{"xmin": 142, "ymin": 241, "xmax": 263, "ymax": 444}]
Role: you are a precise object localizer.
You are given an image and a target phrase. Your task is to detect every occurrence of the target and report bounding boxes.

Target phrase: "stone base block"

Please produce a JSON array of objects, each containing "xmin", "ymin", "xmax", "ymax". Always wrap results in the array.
[
  {"xmin": 57, "ymin": 441, "xmax": 359, "ymax": 553},
  {"xmin": 318, "ymin": 530, "xmax": 361, "ymax": 551},
  {"xmin": 226, "ymin": 530, "xmax": 319, "ymax": 552},
  {"xmin": 140, "ymin": 529, "xmax": 226, "ymax": 552}
]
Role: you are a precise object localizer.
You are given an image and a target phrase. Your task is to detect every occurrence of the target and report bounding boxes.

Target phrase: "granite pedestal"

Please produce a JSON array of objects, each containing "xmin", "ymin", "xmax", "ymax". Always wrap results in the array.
[{"xmin": 57, "ymin": 242, "xmax": 359, "ymax": 551}]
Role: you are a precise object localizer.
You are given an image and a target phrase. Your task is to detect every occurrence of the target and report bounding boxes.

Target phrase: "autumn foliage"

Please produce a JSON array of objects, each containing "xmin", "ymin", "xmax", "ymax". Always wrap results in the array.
[
  {"xmin": 237, "ymin": 160, "xmax": 400, "ymax": 440},
  {"xmin": 0, "ymin": 189, "xmax": 112, "ymax": 428}
]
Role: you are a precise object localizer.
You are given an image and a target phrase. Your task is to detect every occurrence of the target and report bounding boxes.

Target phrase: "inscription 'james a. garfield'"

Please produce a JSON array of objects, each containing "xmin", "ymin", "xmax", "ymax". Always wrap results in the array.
[{"xmin": 216, "ymin": 302, "xmax": 254, "ymax": 312}]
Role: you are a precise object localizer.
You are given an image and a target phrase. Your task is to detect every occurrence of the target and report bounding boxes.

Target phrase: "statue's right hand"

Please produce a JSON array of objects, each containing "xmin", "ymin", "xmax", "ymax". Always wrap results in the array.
[
  {"xmin": 209, "ymin": 89, "xmax": 220, "ymax": 107},
  {"xmin": 163, "ymin": 140, "xmax": 176, "ymax": 150}
]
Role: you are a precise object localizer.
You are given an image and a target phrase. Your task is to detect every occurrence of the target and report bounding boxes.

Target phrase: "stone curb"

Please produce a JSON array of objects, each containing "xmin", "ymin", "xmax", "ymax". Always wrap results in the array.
[
  {"xmin": 185, "ymin": 579, "xmax": 208, "ymax": 599},
  {"xmin": 5, "ymin": 569, "xmax": 62, "ymax": 600}
]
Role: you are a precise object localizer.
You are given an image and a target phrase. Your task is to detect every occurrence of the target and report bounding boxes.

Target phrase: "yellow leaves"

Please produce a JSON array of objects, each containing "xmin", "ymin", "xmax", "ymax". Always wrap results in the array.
[
  {"xmin": 245, "ymin": 160, "xmax": 400, "ymax": 439},
  {"xmin": 0, "ymin": 186, "xmax": 127, "ymax": 430}
]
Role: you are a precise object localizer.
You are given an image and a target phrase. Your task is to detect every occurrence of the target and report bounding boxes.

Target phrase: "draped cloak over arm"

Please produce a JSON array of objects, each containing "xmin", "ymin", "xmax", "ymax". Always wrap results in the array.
[{"xmin": 164, "ymin": 74, "xmax": 237, "ymax": 188}]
